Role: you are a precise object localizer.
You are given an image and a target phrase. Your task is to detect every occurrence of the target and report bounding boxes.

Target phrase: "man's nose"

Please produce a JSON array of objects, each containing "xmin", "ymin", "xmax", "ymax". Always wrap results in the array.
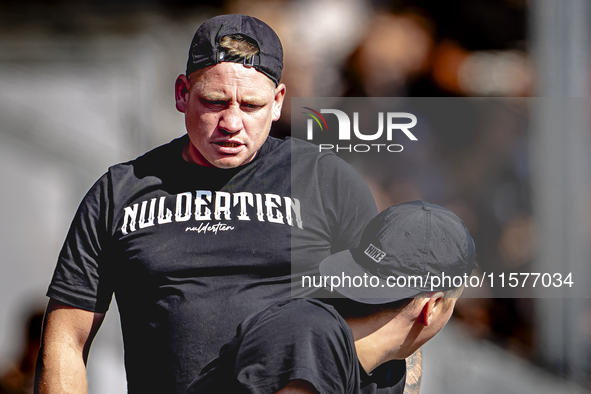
[{"xmin": 218, "ymin": 106, "xmax": 243, "ymax": 134}]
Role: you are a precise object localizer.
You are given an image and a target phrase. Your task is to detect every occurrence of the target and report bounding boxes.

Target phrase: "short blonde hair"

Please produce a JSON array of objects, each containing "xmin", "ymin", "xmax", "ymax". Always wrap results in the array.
[{"xmin": 219, "ymin": 34, "xmax": 260, "ymax": 59}]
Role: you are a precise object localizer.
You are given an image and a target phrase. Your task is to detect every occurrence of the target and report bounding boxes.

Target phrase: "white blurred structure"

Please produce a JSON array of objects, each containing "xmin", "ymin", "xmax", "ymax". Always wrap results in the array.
[{"xmin": 530, "ymin": 0, "xmax": 591, "ymax": 384}]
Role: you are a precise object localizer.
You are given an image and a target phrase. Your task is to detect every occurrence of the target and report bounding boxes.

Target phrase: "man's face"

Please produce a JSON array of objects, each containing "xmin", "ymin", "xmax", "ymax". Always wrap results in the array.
[{"xmin": 175, "ymin": 62, "xmax": 286, "ymax": 168}]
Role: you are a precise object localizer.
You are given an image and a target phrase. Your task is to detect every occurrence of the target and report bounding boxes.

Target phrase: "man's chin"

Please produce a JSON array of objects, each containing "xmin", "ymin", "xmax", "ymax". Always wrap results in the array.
[
  {"xmin": 210, "ymin": 154, "xmax": 254, "ymax": 169},
  {"xmin": 212, "ymin": 161, "xmax": 241, "ymax": 169}
]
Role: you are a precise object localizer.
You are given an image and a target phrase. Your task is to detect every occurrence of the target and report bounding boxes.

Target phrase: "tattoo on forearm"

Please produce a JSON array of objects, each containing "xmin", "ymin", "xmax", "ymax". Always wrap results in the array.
[{"xmin": 404, "ymin": 348, "xmax": 422, "ymax": 394}]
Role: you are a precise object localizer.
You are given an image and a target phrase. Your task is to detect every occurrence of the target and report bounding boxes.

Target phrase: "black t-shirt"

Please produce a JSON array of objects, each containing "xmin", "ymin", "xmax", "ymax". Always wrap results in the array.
[
  {"xmin": 47, "ymin": 135, "xmax": 377, "ymax": 394},
  {"xmin": 187, "ymin": 299, "xmax": 406, "ymax": 394}
]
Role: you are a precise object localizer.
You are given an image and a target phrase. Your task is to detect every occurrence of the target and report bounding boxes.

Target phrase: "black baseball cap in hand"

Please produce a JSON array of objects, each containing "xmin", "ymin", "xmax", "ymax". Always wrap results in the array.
[
  {"xmin": 320, "ymin": 200, "xmax": 476, "ymax": 304},
  {"xmin": 186, "ymin": 14, "xmax": 283, "ymax": 86}
]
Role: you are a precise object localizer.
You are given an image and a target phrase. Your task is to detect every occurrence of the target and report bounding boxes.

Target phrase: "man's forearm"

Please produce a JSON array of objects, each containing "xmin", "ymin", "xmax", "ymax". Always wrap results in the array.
[
  {"xmin": 35, "ymin": 342, "xmax": 88, "ymax": 394},
  {"xmin": 34, "ymin": 300, "xmax": 104, "ymax": 394},
  {"xmin": 404, "ymin": 348, "xmax": 422, "ymax": 394}
]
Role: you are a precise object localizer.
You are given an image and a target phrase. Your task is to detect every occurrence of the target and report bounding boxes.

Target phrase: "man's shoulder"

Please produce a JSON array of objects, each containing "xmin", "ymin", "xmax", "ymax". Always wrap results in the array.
[
  {"xmin": 104, "ymin": 135, "xmax": 188, "ymax": 186},
  {"xmin": 286, "ymin": 137, "xmax": 339, "ymax": 160},
  {"xmin": 244, "ymin": 298, "xmax": 348, "ymax": 338},
  {"xmin": 264, "ymin": 136, "xmax": 357, "ymax": 173},
  {"xmin": 110, "ymin": 134, "xmax": 186, "ymax": 171},
  {"xmin": 264, "ymin": 298, "xmax": 341, "ymax": 319},
  {"xmin": 192, "ymin": 301, "xmax": 355, "ymax": 394},
  {"xmin": 264, "ymin": 136, "xmax": 332, "ymax": 157},
  {"xmin": 233, "ymin": 298, "xmax": 358, "ymax": 394}
]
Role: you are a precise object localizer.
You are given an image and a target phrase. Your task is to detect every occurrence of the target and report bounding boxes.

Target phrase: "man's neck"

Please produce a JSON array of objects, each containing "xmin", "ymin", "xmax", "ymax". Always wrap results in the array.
[
  {"xmin": 346, "ymin": 314, "xmax": 413, "ymax": 373},
  {"xmin": 182, "ymin": 142, "xmax": 213, "ymax": 166}
]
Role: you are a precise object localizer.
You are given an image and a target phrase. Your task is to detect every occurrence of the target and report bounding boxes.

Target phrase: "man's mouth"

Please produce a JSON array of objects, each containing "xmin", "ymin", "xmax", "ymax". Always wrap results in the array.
[{"xmin": 216, "ymin": 142, "xmax": 241, "ymax": 148}]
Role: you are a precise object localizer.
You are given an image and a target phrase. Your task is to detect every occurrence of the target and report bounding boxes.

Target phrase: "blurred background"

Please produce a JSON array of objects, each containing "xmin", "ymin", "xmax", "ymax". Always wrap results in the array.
[{"xmin": 0, "ymin": 0, "xmax": 590, "ymax": 393}]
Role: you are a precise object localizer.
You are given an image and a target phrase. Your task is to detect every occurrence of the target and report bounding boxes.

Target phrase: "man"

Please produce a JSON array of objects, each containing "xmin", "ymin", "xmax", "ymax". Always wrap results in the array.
[
  {"xmin": 187, "ymin": 200, "xmax": 476, "ymax": 394},
  {"xmin": 35, "ymin": 14, "xmax": 380, "ymax": 394}
]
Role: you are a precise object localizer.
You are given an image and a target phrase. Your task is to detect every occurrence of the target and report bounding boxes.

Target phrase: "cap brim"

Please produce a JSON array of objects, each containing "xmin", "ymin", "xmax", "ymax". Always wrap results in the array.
[{"xmin": 319, "ymin": 250, "xmax": 423, "ymax": 304}]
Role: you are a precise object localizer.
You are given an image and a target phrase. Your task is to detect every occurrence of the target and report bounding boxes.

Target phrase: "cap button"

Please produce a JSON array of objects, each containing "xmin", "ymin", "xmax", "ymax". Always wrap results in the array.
[{"xmin": 422, "ymin": 205, "xmax": 431, "ymax": 211}]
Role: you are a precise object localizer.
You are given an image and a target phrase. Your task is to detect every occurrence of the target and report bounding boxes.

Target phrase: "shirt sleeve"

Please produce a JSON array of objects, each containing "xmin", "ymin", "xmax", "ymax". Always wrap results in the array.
[
  {"xmin": 234, "ymin": 301, "xmax": 357, "ymax": 394},
  {"xmin": 317, "ymin": 153, "xmax": 378, "ymax": 254},
  {"xmin": 46, "ymin": 172, "xmax": 115, "ymax": 313}
]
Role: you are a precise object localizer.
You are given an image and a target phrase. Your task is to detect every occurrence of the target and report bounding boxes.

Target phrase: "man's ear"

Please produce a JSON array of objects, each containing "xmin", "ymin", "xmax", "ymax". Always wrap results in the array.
[
  {"xmin": 419, "ymin": 292, "xmax": 445, "ymax": 326},
  {"xmin": 175, "ymin": 75, "xmax": 191, "ymax": 113},
  {"xmin": 272, "ymin": 83, "xmax": 286, "ymax": 121}
]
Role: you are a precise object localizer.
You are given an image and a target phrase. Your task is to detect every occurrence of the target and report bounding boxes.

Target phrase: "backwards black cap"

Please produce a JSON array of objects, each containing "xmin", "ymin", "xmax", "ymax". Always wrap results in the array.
[
  {"xmin": 320, "ymin": 200, "xmax": 476, "ymax": 304},
  {"xmin": 186, "ymin": 14, "xmax": 283, "ymax": 86}
]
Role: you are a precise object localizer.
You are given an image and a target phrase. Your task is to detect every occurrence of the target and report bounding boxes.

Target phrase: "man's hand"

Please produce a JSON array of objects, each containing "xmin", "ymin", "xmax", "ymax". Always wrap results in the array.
[
  {"xmin": 404, "ymin": 348, "xmax": 422, "ymax": 394},
  {"xmin": 34, "ymin": 299, "xmax": 105, "ymax": 394}
]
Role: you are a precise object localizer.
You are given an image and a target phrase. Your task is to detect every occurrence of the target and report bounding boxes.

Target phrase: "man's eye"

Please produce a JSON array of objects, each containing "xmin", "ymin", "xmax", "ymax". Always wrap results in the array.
[
  {"xmin": 242, "ymin": 103, "xmax": 260, "ymax": 109},
  {"xmin": 202, "ymin": 99, "xmax": 227, "ymax": 106}
]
